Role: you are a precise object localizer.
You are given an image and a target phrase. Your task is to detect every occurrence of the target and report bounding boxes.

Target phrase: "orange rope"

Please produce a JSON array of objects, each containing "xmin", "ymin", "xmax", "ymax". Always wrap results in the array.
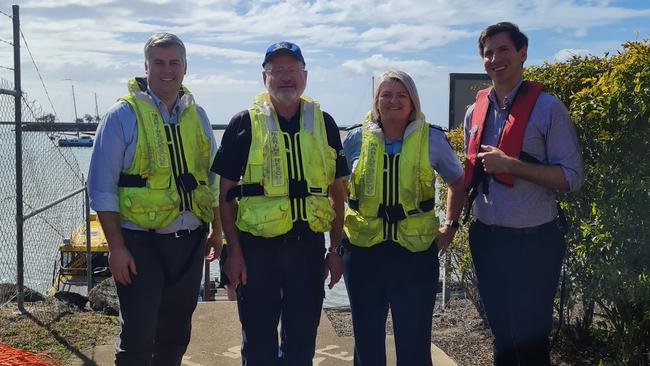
[{"xmin": 0, "ymin": 343, "xmax": 59, "ymax": 365}]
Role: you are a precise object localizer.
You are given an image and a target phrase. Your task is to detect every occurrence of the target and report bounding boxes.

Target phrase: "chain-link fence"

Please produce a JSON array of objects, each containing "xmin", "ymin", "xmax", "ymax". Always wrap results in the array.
[{"xmin": 0, "ymin": 77, "xmax": 85, "ymax": 306}]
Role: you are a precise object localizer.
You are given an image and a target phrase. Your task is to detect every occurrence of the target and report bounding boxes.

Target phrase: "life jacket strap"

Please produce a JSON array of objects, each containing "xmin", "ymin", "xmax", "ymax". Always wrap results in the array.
[
  {"xmin": 118, "ymin": 174, "xmax": 147, "ymax": 188},
  {"xmin": 348, "ymin": 197, "xmax": 436, "ymax": 224},
  {"xmin": 226, "ymin": 180, "xmax": 326, "ymax": 202},
  {"xmin": 226, "ymin": 183, "xmax": 264, "ymax": 202}
]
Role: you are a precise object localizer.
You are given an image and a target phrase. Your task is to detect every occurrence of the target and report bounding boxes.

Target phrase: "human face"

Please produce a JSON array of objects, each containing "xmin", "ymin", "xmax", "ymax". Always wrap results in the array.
[
  {"xmin": 263, "ymin": 54, "xmax": 307, "ymax": 106},
  {"xmin": 145, "ymin": 45, "xmax": 186, "ymax": 107},
  {"xmin": 377, "ymin": 79, "xmax": 413, "ymax": 125},
  {"xmin": 482, "ymin": 32, "xmax": 527, "ymax": 90}
]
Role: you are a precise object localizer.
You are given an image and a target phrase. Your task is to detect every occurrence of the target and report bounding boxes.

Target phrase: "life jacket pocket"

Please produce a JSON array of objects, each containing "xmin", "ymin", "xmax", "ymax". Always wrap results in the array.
[
  {"xmin": 191, "ymin": 184, "xmax": 216, "ymax": 222},
  {"xmin": 343, "ymin": 206, "xmax": 384, "ymax": 247},
  {"xmin": 236, "ymin": 196, "xmax": 292, "ymax": 237},
  {"xmin": 119, "ymin": 187, "xmax": 180, "ymax": 229},
  {"xmin": 397, "ymin": 211, "xmax": 439, "ymax": 252},
  {"xmin": 305, "ymin": 196, "xmax": 335, "ymax": 233}
]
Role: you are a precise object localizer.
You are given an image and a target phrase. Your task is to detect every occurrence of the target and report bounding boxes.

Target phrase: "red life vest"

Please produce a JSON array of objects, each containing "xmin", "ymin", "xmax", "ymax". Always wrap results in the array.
[{"xmin": 464, "ymin": 81, "xmax": 544, "ymax": 188}]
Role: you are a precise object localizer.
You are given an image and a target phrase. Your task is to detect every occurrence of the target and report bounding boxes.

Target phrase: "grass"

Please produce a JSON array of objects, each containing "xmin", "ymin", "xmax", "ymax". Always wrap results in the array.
[{"xmin": 0, "ymin": 300, "xmax": 120, "ymax": 364}]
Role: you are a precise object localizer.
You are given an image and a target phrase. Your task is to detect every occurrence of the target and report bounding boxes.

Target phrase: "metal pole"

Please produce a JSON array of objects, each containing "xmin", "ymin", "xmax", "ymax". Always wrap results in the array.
[
  {"xmin": 94, "ymin": 92, "xmax": 99, "ymax": 121},
  {"xmin": 203, "ymin": 260, "xmax": 211, "ymax": 301},
  {"xmin": 71, "ymin": 83, "xmax": 78, "ymax": 123},
  {"xmin": 84, "ymin": 180, "xmax": 92, "ymax": 293},
  {"xmin": 13, "ymin": 4, "xmax": 25, "ymax": 313},
  {"xmin": 23, "ymin": 186, "xmax": 86, "ymax": 220}
]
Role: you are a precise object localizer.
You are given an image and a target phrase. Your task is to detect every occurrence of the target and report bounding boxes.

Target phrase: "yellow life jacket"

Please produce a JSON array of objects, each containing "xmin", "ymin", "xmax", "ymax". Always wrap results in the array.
[
  {"xmin": 117, "ymin": 78, "xmax": 215, "ymax": 229},
  {"xmin": 344, "ymin": 113, "xmax": 439, "ymax": 252},
  {"xmin": 233, "ymin": 92, "xmax": 336, "ymax": 237}
]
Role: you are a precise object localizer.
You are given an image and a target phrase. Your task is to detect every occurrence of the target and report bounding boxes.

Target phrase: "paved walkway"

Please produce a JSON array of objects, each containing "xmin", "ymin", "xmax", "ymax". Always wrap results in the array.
[{"xmin": 71, "ymin": 301, "xmax": 457, "ymax": 366}]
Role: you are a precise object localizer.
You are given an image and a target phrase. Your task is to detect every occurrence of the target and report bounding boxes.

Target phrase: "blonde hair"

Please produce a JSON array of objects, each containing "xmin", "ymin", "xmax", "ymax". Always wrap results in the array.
[{"xmin": 371, "ymin": 70, "xmax": 421, "ymax": 122}]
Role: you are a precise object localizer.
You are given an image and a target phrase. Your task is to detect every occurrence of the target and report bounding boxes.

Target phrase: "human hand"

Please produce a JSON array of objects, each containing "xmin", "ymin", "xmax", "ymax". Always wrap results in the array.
[
  {"xmin": 434, "ymin": 225, "xmax": 456, "ymax": 254},
  {"xmin": 224, "ymin": 245, "xmax": 247, "ymax": 287},
  {"xmin": 205, "ymin": 230, "xmax": 223, "ymax": 262},
  {"xmin": 323, "ymin": 252, "xmax": 343, "ymax": 289},
  {"xmin": 109, "ymin": 246, "xmax": 137, "ymax": 286},
  {"xmin": 476, "ymin": 145, "xmax": 514, "ymax": 174}
]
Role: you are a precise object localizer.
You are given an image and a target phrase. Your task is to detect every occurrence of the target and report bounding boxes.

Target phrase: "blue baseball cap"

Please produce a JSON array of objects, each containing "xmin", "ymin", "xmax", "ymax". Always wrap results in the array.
[{"xmin": 262, "ymin": 41, "xmax": 305, "ymax": 67}]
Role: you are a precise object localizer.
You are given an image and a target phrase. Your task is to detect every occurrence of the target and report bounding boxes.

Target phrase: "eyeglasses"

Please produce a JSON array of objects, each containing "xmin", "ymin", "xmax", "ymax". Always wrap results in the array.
[{"xmin": 264, "ymin": 68, "xmax": 305, "ymax": 77}]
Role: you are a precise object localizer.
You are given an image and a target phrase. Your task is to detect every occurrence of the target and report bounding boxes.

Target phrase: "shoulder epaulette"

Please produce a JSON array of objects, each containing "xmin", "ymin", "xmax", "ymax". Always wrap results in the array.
[
  {"xmin": 345, "ymin": 123, "xmax": 362, "ymax": 131},
  {"xmin": 429, "ymin": 123, "xmax": 448, "ymax": 133}
]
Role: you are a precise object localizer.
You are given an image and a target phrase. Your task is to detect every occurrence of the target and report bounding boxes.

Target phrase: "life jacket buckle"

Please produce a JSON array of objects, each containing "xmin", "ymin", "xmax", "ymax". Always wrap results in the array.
[{"xmin": 378, "ymin": 203, "xmax": 407, "ymax": 224}]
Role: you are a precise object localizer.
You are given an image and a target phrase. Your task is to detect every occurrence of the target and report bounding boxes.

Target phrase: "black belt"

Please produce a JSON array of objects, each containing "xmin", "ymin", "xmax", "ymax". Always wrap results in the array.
[
  {"xmin": 473, "ymin": 220, "xmax": 557, "ymax": 237},
  {"xmin": 276, "ymin": 230, "xmax": 319, "ymax": 244},
  {"xmin": 126, "ymin": 226, "xmax": 204, "ymax": 239}
]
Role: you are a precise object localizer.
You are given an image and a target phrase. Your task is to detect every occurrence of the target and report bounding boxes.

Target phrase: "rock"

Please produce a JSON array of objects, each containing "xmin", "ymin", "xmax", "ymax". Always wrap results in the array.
[
  {"xmin": 88, "ymin": 277, "xmax": 120, "ymax": 315},
  {"xmin": 0, "ymin": 283, "xmax": 46, "ymax": 303},
  {"xmin": 54, "ymin": 291, "xmax": 88, "ymax": 311}
]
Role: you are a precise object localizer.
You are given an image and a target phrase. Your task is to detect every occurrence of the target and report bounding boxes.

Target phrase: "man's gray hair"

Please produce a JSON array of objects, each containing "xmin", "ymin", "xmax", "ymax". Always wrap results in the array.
[
  {"xmin": 371, "ymin": 70, "xmax": 422, "ymax": 123},
  {"xmin": 144, "ymin": 32, "xmax": 186, "ymax": 63}
]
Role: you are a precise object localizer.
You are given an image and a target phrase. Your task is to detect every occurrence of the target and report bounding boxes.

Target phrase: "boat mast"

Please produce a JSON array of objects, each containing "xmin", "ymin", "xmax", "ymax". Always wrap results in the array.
[
  {"xmin": 94, "ymin": 92, "xmax": 99, "ymax": 121},
  {"xmin": 71, "ymin": 82, "xmax": 78, "ymax": 123}
]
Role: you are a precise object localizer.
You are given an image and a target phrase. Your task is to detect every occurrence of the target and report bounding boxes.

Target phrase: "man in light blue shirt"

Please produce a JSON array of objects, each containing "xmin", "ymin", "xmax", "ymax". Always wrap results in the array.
[
  {"xmin": 88, "ymin": 32, "xmax": 221, "ymax": 365},
  {"xmin": 463, "ymin": 22, "xmax": 583, "ymax": 365}
]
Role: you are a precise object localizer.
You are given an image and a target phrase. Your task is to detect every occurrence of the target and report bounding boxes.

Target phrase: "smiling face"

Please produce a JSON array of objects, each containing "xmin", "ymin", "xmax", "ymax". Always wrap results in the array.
[
  {"xmin": 482, "ymin": 31, "xmax": 527, "ymax": 90},
  {"xmin": 263, "ymin": 53, "xmax": 307, "ymax": 107},
  {"xmin": 377, "ymin": 79, "xmax": 413, "ymax": 125},
  {"xmin": 145, "ymin": 45, "xmax": 186, "ymax": 108}
]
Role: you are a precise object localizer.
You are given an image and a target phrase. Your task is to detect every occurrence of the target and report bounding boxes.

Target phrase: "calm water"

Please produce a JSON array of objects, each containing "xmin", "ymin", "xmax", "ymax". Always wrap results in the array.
[{"xmin": 71, "ymin": 130, "xmax": 350, "ymax": 308}]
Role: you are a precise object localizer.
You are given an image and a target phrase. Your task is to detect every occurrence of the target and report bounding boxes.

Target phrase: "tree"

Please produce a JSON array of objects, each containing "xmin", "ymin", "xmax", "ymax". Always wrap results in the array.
[
  {"xmin": 35, "ymin": 113, "xmax": 56, "ymax": 123},
  {"xmin": 83, "ymin": 114, "xmax": 94, "ymax": 123}
]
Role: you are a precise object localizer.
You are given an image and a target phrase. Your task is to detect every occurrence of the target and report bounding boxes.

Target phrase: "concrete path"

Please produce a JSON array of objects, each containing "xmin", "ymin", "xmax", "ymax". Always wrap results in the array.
[{"xmin": 71, "ymin": 301, "xmax": 457, "ymax": 366}]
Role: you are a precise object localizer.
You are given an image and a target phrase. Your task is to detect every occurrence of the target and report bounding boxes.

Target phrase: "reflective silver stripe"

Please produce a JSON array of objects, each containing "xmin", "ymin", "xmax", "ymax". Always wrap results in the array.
[
  {"xmin": 262, "ymin": 101, "xmax": 279, "ymax": 132},
  {"xmin": 133, "ymin": 89, "xmax": 155, "ymax": 106},
  {"xmin": 178, "ymin": 92, "xmax": 195, "ymax": 114},
  {"xmin": 403, "ymin": 117, "xmax": 423, "ymax": 139},
  {"xmin": 303, "ymin": 100, "xmax": 314, "ymax": 131}
]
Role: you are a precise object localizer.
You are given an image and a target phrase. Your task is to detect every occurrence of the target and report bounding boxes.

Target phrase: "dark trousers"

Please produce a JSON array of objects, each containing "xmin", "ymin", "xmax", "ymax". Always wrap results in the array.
[
  {"xmin": 236, "ymin": 231, "xmax": 326, "ymax": 366},
  {"xmin": 114, "ymin": 227, "xmax": 206, "ymax": 366},
  {"xmin": 469, "ymin": 220, "xmax": 566, "ymax": 366},
  {"xmin": 343, "ymin": 241, "xmax": 439, "ymax": 366}
]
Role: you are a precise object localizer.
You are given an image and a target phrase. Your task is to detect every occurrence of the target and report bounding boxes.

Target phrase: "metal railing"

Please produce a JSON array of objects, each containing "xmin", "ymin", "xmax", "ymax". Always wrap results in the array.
[{"xmin": 0, "ymin": 5, "xmax": 88, "ymax": 312}]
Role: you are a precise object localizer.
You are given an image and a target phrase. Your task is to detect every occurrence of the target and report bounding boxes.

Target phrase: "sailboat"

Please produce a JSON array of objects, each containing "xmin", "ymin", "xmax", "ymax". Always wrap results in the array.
[
  {"xmin": 57, "ymin": 82, "xmax": 94, "ymax": 147},
  {"xmin": 58, "ymin": 134, "xmax": 93, "ymax": 147}
]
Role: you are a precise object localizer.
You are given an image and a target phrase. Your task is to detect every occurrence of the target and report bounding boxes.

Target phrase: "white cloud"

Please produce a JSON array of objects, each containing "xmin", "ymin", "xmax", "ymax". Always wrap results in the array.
[
  {"xmin": 359, "ymin": 25, "xmax": 473, "ymax": 51},
  {"xmin": 574, "ymin": 28, "xmax": 588, "ymax": 37},
  {"xmin": 553, "ymin": 48, "xmax": 591, "ymax": 62},
  {"xmin": 184, "ymin": 73, "xmax": 257, "ymax": 88},
  {"xmin": 185, "ymin": 43, "xmax": 260, "ymax": 64},
  {"xmin": 342, "ymin": 54, "xmax": 440, "ymax": 77},
  {"xmin": 17, "ymin": 0, "xmax": 116, "ymax": 8}
]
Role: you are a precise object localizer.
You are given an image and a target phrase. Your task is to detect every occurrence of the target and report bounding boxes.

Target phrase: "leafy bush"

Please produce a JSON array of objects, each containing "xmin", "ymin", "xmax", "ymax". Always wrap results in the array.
[{"xmin": 533, "ymin": 39, "xmax": 650, "ymax": 365}]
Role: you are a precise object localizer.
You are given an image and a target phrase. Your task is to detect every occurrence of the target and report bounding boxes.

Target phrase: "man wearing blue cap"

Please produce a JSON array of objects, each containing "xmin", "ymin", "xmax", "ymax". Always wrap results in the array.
[{"xmin": 212, "ymin": 41, "xmax": 349, "ymax": 366}]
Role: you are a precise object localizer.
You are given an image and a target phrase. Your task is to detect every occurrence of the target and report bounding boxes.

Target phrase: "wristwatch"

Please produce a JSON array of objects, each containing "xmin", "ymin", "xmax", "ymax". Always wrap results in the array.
[
  {"xmin": 328, "ymin": 245, "xmax": 344, "ymax": 256},
  {"xmin": 443, "ymin": 219, "xmax": 460, "ymax": 229}
]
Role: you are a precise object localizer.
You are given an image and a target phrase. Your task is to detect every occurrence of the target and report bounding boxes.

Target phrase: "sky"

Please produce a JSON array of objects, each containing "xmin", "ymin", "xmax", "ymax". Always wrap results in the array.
[{"xmin": 1, "ymin": 0, "xmax": 649, "ymax": 128}]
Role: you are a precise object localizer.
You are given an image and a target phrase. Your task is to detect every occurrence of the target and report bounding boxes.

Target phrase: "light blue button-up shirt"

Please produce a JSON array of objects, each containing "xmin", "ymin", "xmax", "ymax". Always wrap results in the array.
[
  {"xmin": 87, "ymin": 85, "xmax": 218, "ymax": 234},
  {"xmin": 463, "ymin": 79, "xmax": 584, "ymax": 228}
]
